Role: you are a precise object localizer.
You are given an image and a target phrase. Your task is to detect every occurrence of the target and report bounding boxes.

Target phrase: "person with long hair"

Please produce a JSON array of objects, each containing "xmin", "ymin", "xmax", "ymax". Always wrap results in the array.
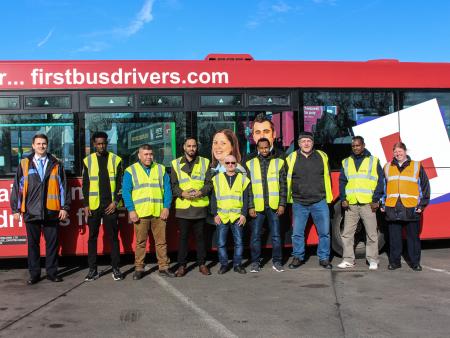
[{"xmin": 211, "ymin": 129, "xmax": 245, "ymax": 174}]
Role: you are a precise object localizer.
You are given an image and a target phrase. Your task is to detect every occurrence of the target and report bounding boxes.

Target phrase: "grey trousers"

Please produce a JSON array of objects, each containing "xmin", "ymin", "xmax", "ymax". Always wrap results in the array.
[{"xmin": 342, "ymin": 204, "xmax": 379, "ymax": 263}]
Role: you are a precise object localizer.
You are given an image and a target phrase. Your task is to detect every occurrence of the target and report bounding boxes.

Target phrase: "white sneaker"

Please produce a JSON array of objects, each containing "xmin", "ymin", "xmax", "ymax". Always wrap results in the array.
[
  {"xmin": 337, "ymin": 261, "xmax": 355, "ymax": 269},
  {"xmin": 369, "ymin": 262, "xmax": 378, "ymax": 270}
]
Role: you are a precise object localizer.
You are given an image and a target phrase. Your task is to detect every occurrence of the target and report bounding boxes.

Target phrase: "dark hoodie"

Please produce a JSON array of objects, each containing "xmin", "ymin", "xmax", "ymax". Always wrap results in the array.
[
  {"xmin": 339, "ymin": 149, "xmax": 384, "ymax": 203},
  {"xmin": 383, "ymin": 156, "xmax": 430, "ymax": 222},
  {"xmin": 11, "ymin": 152, "xmax": 71, "ymax": 223}
]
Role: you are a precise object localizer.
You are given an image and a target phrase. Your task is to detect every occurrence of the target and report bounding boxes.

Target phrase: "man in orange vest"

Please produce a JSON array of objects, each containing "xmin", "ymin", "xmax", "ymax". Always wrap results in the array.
[{"xmin": 11, "ymin": 134, "xmax": 71, "ymax": 285}]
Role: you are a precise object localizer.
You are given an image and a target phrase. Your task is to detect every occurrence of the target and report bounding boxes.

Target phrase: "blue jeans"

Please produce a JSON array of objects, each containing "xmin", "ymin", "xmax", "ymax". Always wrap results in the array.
[
  {"xmin": 292, "ymin": 199, "xmax": 330, "ymax": 261},
  {"xmin": 217, "ymin": 221, "xmax": 244, "ymax": 267},
  {"xmin": 250, "ymin": 208, "xmax": 282, "ymax": 264}
]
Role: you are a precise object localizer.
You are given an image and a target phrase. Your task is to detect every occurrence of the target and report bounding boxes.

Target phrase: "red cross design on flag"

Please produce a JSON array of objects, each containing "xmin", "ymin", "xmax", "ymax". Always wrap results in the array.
[{"xmin": 380, "ymin": 132, "xmax": 437, "ymax": 179}]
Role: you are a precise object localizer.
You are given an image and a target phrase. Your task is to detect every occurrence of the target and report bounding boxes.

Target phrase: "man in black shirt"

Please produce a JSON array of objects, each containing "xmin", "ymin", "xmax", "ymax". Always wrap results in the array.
[
  {"xmin": 82, "ymin": 131, "xmax": 123, "ymax": 281},
  {"xmin": 286, "ymin": 132, "xmax": 333, "ymax": 269}
]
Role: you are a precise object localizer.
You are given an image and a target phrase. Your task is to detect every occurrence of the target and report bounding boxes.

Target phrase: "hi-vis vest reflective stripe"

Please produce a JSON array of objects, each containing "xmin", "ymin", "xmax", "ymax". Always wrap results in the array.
[
  {"xmin": 20, "ymin": 158, "xmax": 61, "ymax": 212},
  {"xmin": 171, "ymin": 156, "xmax": 209, "ymax": 209},
  {"xmin": 83, "ymin": 153, "xmax": 122, "ymax": 210},
  {"xmin": 125, "ymin": 162, "xmax": 165, "ymax": 218},
  {"xmin": 343, "ymin": 156, "xmax": 378, "ymax": 204},
  {"xmin": 286, "ymin": 150, "xmax": 332, "ymax": 203},
  {"xmin": 213, "ymin": 173, "xmax": 250, "ymax": 224},
  {"xmin": 246, "ymin": 157, "xmax": 284, "ymax": 212},
  {"xmin": 384, "ymin": 160, "xmax": 420, "ymax": 208}
]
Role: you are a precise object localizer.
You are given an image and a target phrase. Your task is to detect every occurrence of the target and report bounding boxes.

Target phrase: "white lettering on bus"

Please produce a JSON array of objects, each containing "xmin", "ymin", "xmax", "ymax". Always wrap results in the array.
[
  {"xmin": 0, "ymin": 72, "xmax": 7, "ymax": 85},
  {"xmin": 71, "ymin": 186, "xmax": 83, "ymax": 201},
  {"xmin": 28, "ymin": 68, "xmax": 229, "ymax": 86}
]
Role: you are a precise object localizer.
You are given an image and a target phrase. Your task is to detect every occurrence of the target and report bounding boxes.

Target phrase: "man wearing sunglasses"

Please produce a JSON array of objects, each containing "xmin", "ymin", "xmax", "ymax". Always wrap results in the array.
[{"xmin": 211, "ymin": 155, "xmax": 251, "ymax": 274}]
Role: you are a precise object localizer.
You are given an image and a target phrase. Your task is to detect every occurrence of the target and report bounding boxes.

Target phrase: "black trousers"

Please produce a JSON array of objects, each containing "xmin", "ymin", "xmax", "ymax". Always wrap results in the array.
[
  {"xmin": 177, "ymin": 218, "xmax": 206, "ymax": 266},
  {"xmin": 87, "ymin": 208, "xmax": 120, "ymax": 270},
  {"xmin": 389, "ymin": 220, "xmax": 421, "ymax": 266},
  {"xmin": 26, "ymin": 220, "xmax": 59, "ymax": 278}
]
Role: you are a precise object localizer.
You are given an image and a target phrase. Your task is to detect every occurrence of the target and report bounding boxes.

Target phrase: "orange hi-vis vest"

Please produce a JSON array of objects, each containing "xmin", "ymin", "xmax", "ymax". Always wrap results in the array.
[
  {"xmin": 20, "ymin": 158, "xmax": 61, "ymax": 212},
  {"xmin": 384, "ymin": 160, "xmax": 420, "ymax": 208}
]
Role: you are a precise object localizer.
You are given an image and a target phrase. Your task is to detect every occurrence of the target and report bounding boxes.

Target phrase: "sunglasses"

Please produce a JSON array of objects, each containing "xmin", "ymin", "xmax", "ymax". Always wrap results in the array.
[{"xmin": 225, "ymin": 161, "xmax": 236, "ymax": 165}]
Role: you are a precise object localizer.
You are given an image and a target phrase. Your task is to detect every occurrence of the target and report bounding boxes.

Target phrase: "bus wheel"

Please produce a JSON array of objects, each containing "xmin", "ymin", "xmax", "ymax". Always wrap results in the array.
[{"xmin": 331, "ymin": 202, "xmax": 386, "ymax": 259}]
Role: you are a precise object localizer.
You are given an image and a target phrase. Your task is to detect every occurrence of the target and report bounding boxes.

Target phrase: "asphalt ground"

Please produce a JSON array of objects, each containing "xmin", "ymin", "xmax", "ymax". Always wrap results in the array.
[{"xmin": 1, "ymin": 241, "xmax": 450, "ymax": 338}]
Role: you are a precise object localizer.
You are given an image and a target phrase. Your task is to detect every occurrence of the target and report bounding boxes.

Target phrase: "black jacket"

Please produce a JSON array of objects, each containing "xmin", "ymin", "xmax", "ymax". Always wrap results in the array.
[
  {"xmin": 11, "ymin": 152, "xmax": 71, "ymax": 222},
  {"xmin": 339, "ymin": 149, "xmax": 384, "ymax": 203},
  {"xmin": 246, "ymin": 152, "xmax": 287, "ymax": 210},
  {"xmin": 383, "ymin": 156, "xmax": 430, "ymax": 222}
]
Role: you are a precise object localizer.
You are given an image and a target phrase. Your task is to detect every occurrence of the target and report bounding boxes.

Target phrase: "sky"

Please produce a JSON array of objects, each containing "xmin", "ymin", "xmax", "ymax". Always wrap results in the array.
[{"xmin": 1, "ymin": 0, "xmax": 449, "ymax": 62}]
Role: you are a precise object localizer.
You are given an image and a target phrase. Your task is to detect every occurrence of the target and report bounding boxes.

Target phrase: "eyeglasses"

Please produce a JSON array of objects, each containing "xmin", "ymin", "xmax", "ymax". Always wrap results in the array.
[{"xmin": 225, "ymin": 161, "xmax": 236, "ymax": 165}]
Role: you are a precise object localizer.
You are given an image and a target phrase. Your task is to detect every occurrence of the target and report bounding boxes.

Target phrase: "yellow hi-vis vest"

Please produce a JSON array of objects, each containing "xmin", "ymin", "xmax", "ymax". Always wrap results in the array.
[
  {"xmin": 83, "ymin": 153, "xmax": 122, "ymax": 210},
  {"xmin": 125, "ymin": 162, "xmax": 165, "ymax": 218},
  {"xmin": 171, "ymin": 156, "xmax": 210, "ymax": 209},
  {"xmin": 384, "ymin": 160, "xmax": 420, "ymax": 208},
  {"xmin": 286, "ymin": 150, "xmax": 332, "ymax": 203},
  {"xmin": 343, "ymin": 156, "xmax": 379, "ymax": 204},
  {"xmin": 246, "ymin": 157, "xmax": 284, "ymax": 212},
  {"xmin": 213, "ymin": 173, "xmax": 250, "ymax": 224}
]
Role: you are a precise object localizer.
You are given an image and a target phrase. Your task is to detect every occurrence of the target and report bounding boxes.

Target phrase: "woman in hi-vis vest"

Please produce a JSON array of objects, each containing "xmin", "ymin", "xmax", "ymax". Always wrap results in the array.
[{"xmin": 381, "ymin": 142, "xmax": 430, "ymax": 271}]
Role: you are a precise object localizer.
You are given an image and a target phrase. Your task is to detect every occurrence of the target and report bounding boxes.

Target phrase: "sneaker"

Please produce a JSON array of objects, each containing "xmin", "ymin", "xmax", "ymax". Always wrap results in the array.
[
  {"xmin": 388, "ymin": 263, "xmax": 401, "ymax": 270},
  {"xmin": 288, "ymin": 257, "xmax": 304, "ymax": 269},
  {"xmin": 337, "ymin": 261, "xmax": 355, "ymax": 269},
  {"xmin": 368, "ymin": 262, "xmax": 378, "ymax": 271},
  {"xmin": 233, "ymin": 265, "xmax": 247, "ymax": 274},
  {"xmin": 217, "ymin": 265, "xmax": 228, "ymax": 275},
  {"xmin": 250, "ymin": 263, "xmax": 260, "ymax": 273},
  {"xmin": 272, "ymin": 262, "xmax": 285, "ymax": 272},
  {"xmin": 84, "ymin": 269, "xmax": 99, "ymax": 282},
  {"xmin": 112, "ymin": 268, "xmax": 124, "ymax": 281},
  {"xmin": 411, "ymin": 264, "xmax": 422, "ymax": 272},
  {"xmin": 319, "ymin": 260, "xmax": 333, "ymax": 269}
]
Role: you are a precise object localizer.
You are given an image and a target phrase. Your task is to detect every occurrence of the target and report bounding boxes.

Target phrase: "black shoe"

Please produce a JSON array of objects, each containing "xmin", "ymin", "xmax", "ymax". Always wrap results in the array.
[
  {"xmin": 112, "ymin": 268, "xmax": 124, "ymax": 281},
  {"xmin": 27, "ymin": 276, "xmax": 40, "ymax": 285},
  {"xmin": 217, "ymin": 265, "xmax": 228, "ymax": 275},
  {"xmin": 288, "ymin": 257, "xmax": 304, "ymax": 269},
  {"xmin": 388, "ymin": 263, "xmax": 401, "ymax": 270},
  {"xmin": 159, "ymin": 269, "xmax": 175, "ymax": 278},
  {"xmin": 84, "ymin": 269, "xmax": 99, "ymax": 282},
  {"xmin": 233, "ymin": 265, "xmax": 247, "ymax": 274},
  {"xmin": 319, "ymin": 260, "xmax": 332, "ymax": 269},
  {"xmin": 46, "ymin": 275, "xmax": 63, "ymax": 282},
  {"xmin": 412, "ymin": 265, "xmax": 422, "ymax": 271},
  {"xmin": 133, "ymin": 270, "xmax": 144, "ymax": 280}
]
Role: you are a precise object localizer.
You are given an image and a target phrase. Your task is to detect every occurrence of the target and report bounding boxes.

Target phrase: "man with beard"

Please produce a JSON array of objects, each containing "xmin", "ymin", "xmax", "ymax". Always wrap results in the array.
[{"xmin": 171, "ymin": 137, "xmax": 213, "ymax": 276}]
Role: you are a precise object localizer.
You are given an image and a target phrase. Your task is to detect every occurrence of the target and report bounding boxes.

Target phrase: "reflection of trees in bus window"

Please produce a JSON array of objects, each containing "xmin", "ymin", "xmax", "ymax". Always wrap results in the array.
[
  {"xmin": 84, "ymin": 112, "xmax": 185, "ymax": 169},
  {"xmin": 303, "ymin": 91, "xmax": 394, "ymax": 169},
  {"xmin": 196, "ymin": 112, "xmax": 280, "ymax": 162},
  {"xmin": 0, "ymin": 113, "xmax": 74, "ymax": 175},
  {"xmin": 403, "ymin": 92, "xmax": 450, "ymax": 138},
  {"xmin": 196, "ymin": 111, "xmax": 294, "ymax": 163}
]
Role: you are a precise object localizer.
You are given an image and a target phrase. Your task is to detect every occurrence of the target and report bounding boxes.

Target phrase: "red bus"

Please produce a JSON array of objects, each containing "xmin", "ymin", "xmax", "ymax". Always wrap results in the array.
[{"xmin": 1, "ymin": 54, "xmax": 449, "ymax": 258}]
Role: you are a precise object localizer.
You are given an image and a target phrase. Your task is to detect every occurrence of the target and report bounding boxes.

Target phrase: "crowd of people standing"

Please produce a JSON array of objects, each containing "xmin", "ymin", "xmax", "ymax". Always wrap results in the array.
[{"xmin": 10, "ymin": 114, "xmax": 430, "ymax": 284}]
